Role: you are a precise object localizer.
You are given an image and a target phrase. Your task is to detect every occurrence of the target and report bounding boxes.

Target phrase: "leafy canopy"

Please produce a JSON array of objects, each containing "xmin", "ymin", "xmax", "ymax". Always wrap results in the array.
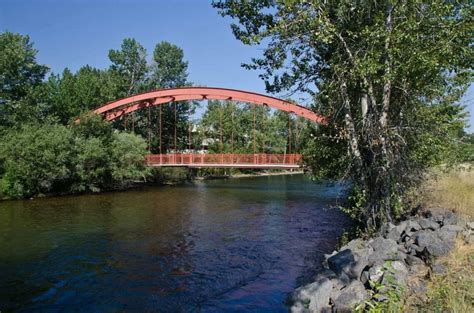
[{"xmin": 214, "ymin": 0, "xmax": 473, "ymax": 229}]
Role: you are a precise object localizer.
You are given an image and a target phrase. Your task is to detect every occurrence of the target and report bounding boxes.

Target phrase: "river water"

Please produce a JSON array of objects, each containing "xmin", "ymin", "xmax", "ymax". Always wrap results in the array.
[{"xmin": 0, "ymin": 174, "xmax": 352, "ymax": 312}]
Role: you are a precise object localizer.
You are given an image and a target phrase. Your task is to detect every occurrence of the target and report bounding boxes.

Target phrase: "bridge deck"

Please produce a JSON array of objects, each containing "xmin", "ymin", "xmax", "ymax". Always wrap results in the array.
[
  {"xmin": 146, "ymin": 153, "xmax": 302, "ymax": 169},
  {"xmin": 147, "ymin": 163, "xmax": 300, "ymax": 169}
]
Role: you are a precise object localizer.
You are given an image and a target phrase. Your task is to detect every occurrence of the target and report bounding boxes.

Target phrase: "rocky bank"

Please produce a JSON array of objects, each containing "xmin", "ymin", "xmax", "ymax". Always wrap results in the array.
[{"xmin": 290, "ymin": 210, "xmax": 474, "ymax": 312}]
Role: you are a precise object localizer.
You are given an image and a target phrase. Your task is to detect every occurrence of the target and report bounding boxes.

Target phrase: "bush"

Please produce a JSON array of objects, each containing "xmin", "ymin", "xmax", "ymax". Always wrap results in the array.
[
  {"xmin": 72, "ymin": 136, "xmax": 111, "ymax": 192},
  {"xmin": 0, "ymin": 121, "xmax": 150, "ymax": 199},
  {"xmin": 109, "ymin": 132, "xmax": 150, "ymax": 186},
  {"xmin": 0, "ymin": 124, "xmax": 75, "ymax": 198}
]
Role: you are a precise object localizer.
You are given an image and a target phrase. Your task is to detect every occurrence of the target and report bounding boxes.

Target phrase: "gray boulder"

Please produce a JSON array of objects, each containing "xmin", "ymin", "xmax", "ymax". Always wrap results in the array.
[
  {"xmin": 360, "ymin": 270, "xmax": 370, "ymax": 285},
  {"xmin": 385, "ymin": 223, "xmax": 406, "ymax": 242},
  {"xmin": 415, "ymin": 230, "xmax": 454, "ymax": 257},
  {"xmin": 373, "ymin": 261, "xmax": 409, "ymax": 295},
  {"xmin": 380, "ymin": 222, "xmax": 394, "ymax": 235},
  {"xmin": 405, "ymin": 220, "xmax": 422, "ymax": 233},
  {"xmin": 291, "ymin": 277, "xmax": 333, "ymax": 313},
  {"xmin": 418, "ymin": 218, "xmax": 440, "ymax": 231},
  {"xmin": 388, "ymin": 261, "xmax": 409, "ymax": 285},
  {"xmin": 442, "ymin": 211, "xmax": 459, "ymax": 226},
  {"xmin": 368, "ymin": 264, "xmax": 384, "ymax": 284},
  {"xmin": 323, "ymin": 250, "xmax": 337, "ymax": 269},
  {"xmin": 409, "ymin": 263, "xmax": 429, "ymax": 277},
  {"xmin": 368, "ymin": 237, "xmax": 399, "ymax": 265},
  {"xmin": 408, "ymin": 243, "xmax": 422, "ymax": 256},
  {"xmin": 440, "ymin": 224, "xmax": 463, "ymax": 234},
  {"xmin": 337, "ymin": 271, "xmax": 352, "ymax": 286},
  {"xmin": 348, "ymin": 253, "xmax": 370, "ymax": 281},
  {"xmin": 443, "ymin": 212, "xmax": 469, "ymax": 228},
  {"xmin": 340, "ymin": 238, "xmax": 366, "ymax": 253},
  {"xmin": 333, "ymin": 281, "xmax": 368, "ymax": 311},
  {"xmin": 369, "ymin": 237, "xmax": 397, "ymax": 252},
  {"xmin": 327, "ymin": 247, "xmax": 370, "ymax": 281},
  {"xmin": 438, "ymin": 229, "xmax": 457, "ymax": 242},
  {"xmin": 430, "ymin": 213, "xmax": 445, "ymax": 224},
  {"xmin": 405, "ymin": 254, "xmax": 424, "ymax": 266},
  {"xmin": 404, "ymin": 237, "xmax": 416, "ymax": 254},
  {"xmin": 327, "ymin": 249, "xmax": 355, "ymax": 275}
]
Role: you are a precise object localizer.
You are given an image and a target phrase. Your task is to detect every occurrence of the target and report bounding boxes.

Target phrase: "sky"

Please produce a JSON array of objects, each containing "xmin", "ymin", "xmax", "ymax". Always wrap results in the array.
[{"xmin": 1, "ymin": 0, "xmax": 472, "ymax": 131}]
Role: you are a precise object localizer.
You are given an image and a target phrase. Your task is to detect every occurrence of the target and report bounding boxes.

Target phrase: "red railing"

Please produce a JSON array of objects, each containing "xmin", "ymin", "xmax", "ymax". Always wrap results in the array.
[{"xmin": 145, "ymin": 153, "xmax": 302, "ymax": 167}]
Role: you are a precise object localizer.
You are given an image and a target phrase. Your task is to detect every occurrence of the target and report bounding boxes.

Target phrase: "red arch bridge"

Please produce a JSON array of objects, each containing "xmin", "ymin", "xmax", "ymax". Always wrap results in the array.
[{"xmin": 89, "ymin": 87, "xmax": 325, "ymax": 169}]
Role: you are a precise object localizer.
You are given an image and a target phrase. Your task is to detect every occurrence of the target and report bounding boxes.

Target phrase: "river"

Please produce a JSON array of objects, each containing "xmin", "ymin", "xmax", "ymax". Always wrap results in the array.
[{"xmin": 0, "ymin": 174, "xmax": 353, "ymax": 312}]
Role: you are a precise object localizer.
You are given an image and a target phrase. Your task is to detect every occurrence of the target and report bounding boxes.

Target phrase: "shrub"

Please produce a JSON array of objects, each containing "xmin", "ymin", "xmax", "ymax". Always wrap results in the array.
[
  {"xmin": 109, "ymin": 132, "xmax": 150, "ymax": 186},
  {"xmin": 0, "ymin": 122, "xmax": 150, "ymax": 198},
  {"xmin": 0, "ymin": 124, "xmax": 75, "ymax": 198}
]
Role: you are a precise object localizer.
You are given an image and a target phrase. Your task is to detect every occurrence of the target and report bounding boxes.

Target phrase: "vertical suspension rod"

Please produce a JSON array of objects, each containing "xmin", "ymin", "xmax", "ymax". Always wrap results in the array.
[
  {"xmin": 147, "ymin": 106, "xmax": 151, "ymax": 152},
  {"xmin": 132, "ymin": 112, "xmax": 135, "ymax": 133},
  {"xmin": 159, "ymin": 105, "xmax": 162, "ymax": 154},
  {"xmin": 220, "ymin": 102, "xmax": 223, "ymax": 153},
  {"xmin": 261, "ymin": 106, "xmax": 265, "ymax": 154},
  {"xmin": 288, "ymin": 113, "xmax": 292, "ymax": 155},
  {"xmin": 174, "ymin": 102, "xmax": 177, "ymax": 152},
  {"xmin": 253, "ymin": 103, "xmax": 256, "ymax": 155},
  {"xmin": 188, "ymin": 104, "xmax": 192, "ymax": 152},
  {"xmin": 231, "ymin": 105, "xmax": 234, "ymax": 155}
]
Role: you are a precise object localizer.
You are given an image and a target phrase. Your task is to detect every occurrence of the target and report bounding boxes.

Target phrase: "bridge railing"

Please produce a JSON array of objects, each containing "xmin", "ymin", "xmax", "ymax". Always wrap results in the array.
[{"xmin": 145, "ymin": 153, "xmax": 302, "ymax": 166}]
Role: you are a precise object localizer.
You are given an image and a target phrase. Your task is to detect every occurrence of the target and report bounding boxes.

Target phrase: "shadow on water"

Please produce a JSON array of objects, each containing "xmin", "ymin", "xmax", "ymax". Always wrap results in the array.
[{"xmin": 0, "ymin": 174, "xmax": 353, "ymax": 312}]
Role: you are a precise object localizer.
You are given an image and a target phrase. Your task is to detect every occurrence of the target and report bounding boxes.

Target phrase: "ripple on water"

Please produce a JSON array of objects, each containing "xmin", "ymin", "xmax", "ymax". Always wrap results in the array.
[{"xmin": 0, "ymin": 175, "xmax": 353, "ymax": 312}]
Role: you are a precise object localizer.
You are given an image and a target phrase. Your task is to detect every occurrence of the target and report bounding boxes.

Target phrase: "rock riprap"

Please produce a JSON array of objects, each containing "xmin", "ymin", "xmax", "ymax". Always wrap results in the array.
[{"xmin": 290, "ymin": 211, "xmax": 472, "ymax": 313}]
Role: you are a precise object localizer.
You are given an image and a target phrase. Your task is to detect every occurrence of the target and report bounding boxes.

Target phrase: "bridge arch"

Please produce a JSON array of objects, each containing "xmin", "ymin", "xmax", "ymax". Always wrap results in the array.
[{"xmin": 91, "ymin": 87, "xmax": 325, "ymax": 124}]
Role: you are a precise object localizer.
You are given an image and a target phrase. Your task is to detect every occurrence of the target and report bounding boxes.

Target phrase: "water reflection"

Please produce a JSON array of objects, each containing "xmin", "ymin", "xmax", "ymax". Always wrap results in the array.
[{"xmin": 0, "ymin": 175, "xmax": 352, "ymax": 312}]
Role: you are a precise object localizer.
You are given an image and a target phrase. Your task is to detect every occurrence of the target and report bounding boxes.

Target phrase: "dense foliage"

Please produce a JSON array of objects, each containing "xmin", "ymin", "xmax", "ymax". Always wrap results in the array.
[
  {"xmin": 0, "ymin": 32, "xmax": 49, "ymax": 126},
  {"xmin": 457, "ymin": 131, "xmax": 474, "ymax": 162},
  {"xmin": 197, "ymin": 100, "xmax": 308, "ymax": 154},
  {"xmin": 0, "ymin": 116, "xmax": 148, "ymax": 198},
  {"xmin": 0, "ymin": 30, "xmax": 308, "ymax": 199},
  {"xmin": 214, "ymin": 0, "xmax": 473, "ymax": 229},
  {"xmin": 0, "ymin": 32, "xmax": 191, "ymax": 198}
]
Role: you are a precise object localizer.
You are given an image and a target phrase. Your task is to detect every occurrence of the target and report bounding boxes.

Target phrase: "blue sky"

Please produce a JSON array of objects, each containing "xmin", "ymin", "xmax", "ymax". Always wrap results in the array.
[{"xmin": 1, "ymin": 0, "xmax": 472, "ymax": 131}]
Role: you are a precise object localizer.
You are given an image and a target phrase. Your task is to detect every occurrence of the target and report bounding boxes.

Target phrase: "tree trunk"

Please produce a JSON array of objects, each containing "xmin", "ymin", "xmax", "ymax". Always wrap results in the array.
[{"xmin": 339, "ymin": 79, "xmax": 363, "ymax": 172}]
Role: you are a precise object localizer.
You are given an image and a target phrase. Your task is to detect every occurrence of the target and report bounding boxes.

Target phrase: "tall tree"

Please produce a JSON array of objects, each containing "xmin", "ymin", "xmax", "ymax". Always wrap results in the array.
[
  {"xmin": 214, "ymin": 0, "xmax": 473, "ymax": 230},
  {"xmin": 145, "ymin": 41, "xmax": 192, "ymax": 153},
  {"xmin": 108, "ymin": 38, "xmax": 147, "ymax": 96},
  {"xmin": 149, "ymin": 41, "xmax": 189, "ymax": 88},
  {"xmin": 199, "ymin": 100, "xmax": 303, "ymax": 154},
  {"xmin": 45, "ymin": 66, "xmax": 118, "ymax": 124},
  {"xmin": 0, "ymin": 32, "xmax": 48, "ymax": 126}
]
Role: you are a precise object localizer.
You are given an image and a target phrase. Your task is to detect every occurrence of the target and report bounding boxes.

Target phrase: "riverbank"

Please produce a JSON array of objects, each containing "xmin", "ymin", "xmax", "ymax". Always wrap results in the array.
[
  {"xmin": 194, "ymin": 169, "xmax": 305, "ymax": 180},
  {"xmin": 290, "ymin": 210, "xmax": 473, "ymax": 312},
  {"xmin": 290, "ymin": 168, "xmax": 474, "ymax": 312},
  {"xmin": 0, "ymin": 168, "xmax": 306, "ymax": 200}
]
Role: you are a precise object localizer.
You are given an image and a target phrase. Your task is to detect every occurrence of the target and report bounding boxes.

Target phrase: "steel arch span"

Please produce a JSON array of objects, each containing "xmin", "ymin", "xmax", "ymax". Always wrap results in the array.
[{"xmin": 91, "ymin": 87, "xmax": 325, "ymax": 124}]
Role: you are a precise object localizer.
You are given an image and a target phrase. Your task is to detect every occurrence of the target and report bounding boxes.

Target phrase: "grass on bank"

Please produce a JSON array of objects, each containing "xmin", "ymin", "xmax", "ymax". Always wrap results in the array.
[
  {"xmin": 362, "ymin": 167, "xmax": 474, "ymax": 312},
  {"xmin": 422, "ymin": 165, "xmax": 474, "ymax": 217},
  {"xmin": 406, "ymin": 166, "xmax": 473, "ymax": 312},
  {"xmin": 414, "ymin": 240, "xmax": 474, "ymax": 313}
]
